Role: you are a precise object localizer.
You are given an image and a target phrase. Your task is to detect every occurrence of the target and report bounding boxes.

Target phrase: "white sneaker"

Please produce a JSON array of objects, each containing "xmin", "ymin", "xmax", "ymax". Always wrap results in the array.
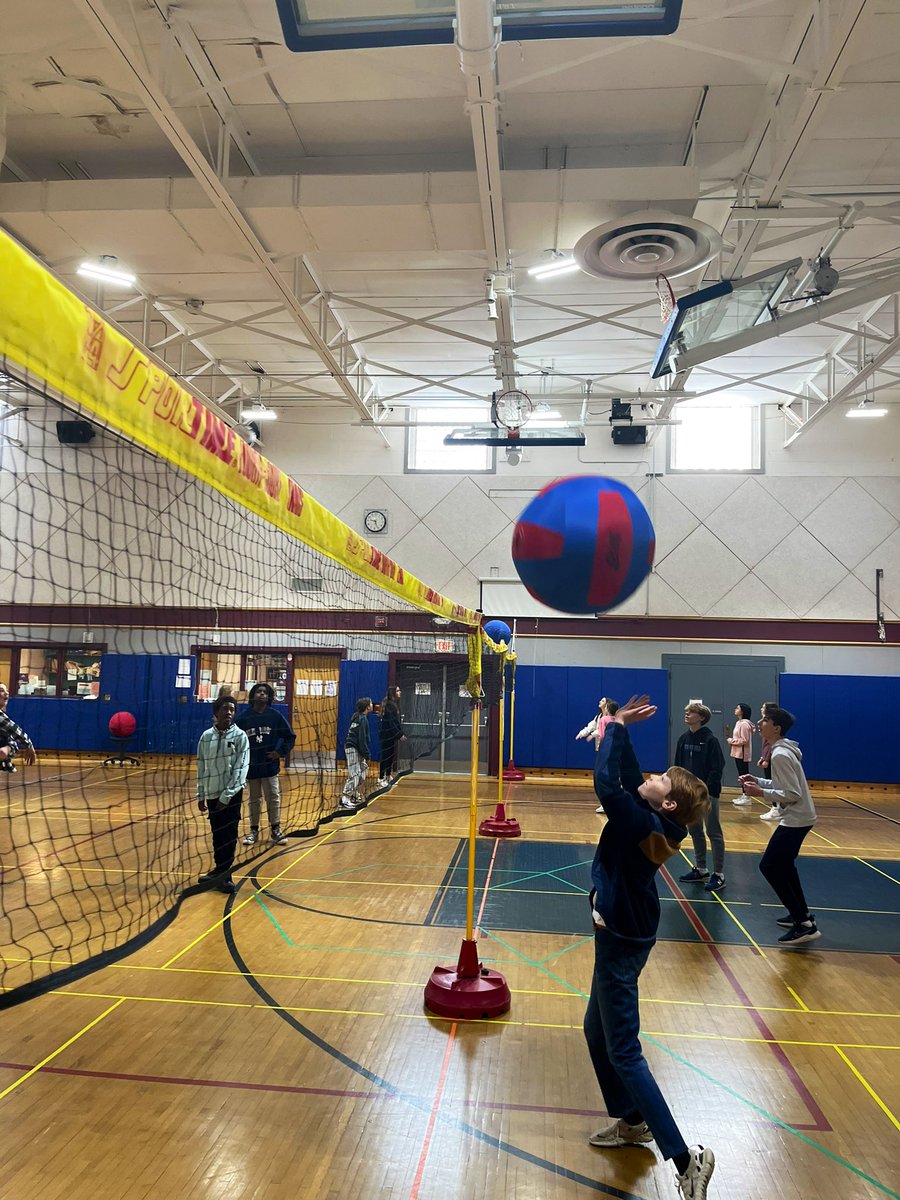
[
  {"xmin": 731, "ymin": 797, "xmax": 751, "ymax": 806},
  {"xmin": 270, "ymin": 827, "xmax": 288, "ymax": 846},
  {"xmin": 588, "ymin": 1118, "xmax": 653, "ymax": 1148},
  {"xmin": 241, "ymin": 830, "xmax": 259, "ymax": 846},
  {"xmin": 595, "ymin": 805, "xmax": 604, "ymax": 813},
  {"xmin": 340, "ymin": 796, "xmax": 357, "ymax": 809},
  {"xmin": 676, "ymin": 1146, "xmax": 715, "ymax": 1199},
  {"xmin": 760, "ymin": 807, "xmax": 781, "ymax": 821}
]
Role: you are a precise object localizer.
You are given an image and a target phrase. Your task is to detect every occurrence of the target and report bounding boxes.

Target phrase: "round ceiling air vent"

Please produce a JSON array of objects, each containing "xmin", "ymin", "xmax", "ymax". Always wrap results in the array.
[{"xmin": 574, "ymin": 210, "xmax": 722, "ymax": 280}]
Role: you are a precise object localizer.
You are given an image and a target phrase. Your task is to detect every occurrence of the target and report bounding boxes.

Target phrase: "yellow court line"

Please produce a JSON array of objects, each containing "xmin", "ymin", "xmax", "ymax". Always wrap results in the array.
[
  {"xmin": 808, "ymin": 828, "xmax": 842, "ymax": 849},
  {"xmin": 54, "ymin": 988, "xmax": 385, "ymax": 1018},
  {"xmin": 161, "ymin": 826, "xmax": 341, "ymax": 968},
  {"xmin": 710, "ymin": 892, "xmax": 769, "ymax": 960},
  {"xmin": 854, "ymin": 859, "xmax": 900, "ymax": 886},
  {"xmin": 0, "ymin": 998, "xmax": 126, "ymax": 1102},
  {"xmin": 834, "ymin": 1046, "xmax": 900, "ymax": 1132},
  {"xmin": 786, "ymin": 986, "xmax": 811, "ymax": 1013}
]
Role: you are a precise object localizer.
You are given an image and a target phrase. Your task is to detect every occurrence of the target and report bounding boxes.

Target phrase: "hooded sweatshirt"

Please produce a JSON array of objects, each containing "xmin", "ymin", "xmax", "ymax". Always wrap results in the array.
[
  {"xmin": 753, "ymin": 738, "xmax": 816, "ymax": 828},
  {"xmin": 674, "ymin": 724, "xmax": 724, "ymax": 798},
  {"xmin": 196, "ymin": 723, "xmax": 250, "ymax": 806},
  {"xmin": 236, "ymin": 705, "xmax": 296, "ymax": 779},
  {"xmin": 591, "ymin": 723, "xmax": 686, "ymax": 945}
]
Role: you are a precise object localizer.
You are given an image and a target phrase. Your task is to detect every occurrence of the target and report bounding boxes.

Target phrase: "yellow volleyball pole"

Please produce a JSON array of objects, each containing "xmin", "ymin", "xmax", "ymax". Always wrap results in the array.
[{"xmin": 465, "ymin": 699, "xmax": 480, "ymax": 943}]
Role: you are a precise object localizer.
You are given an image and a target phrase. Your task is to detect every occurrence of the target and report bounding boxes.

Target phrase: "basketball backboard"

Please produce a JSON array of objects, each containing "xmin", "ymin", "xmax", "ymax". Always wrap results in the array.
[
  {"xmin": 651, "ymin": 258, "xmax": 802, "ymax": 379},
  {"xmin": 444, "ymin": 425, "xmax": 585, "ymax": 448},
  {"xmin": 275, "ymin": 1, "xmax": 682, "ymax": 53}
]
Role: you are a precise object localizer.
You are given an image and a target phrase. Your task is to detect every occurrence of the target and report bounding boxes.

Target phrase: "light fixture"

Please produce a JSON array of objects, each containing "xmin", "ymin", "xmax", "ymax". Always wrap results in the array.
[
  {"xmin": 846, "ymin": 407, "xmax": 888, "ymax": 418},
  {"xmin": 528, "ymin": 258, "xmax": 579, "ymax": 280},
  {"xmin": 76, "ymin": 255, "xmax": 136, "ymax": 287},
  {"xmin": 239, "ymin": 403, "xmax": 278, "ymax": 422}
]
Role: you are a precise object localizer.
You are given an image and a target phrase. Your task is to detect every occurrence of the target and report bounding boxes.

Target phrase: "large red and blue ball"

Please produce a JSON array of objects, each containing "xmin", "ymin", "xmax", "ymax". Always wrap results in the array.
[
  {"xmin": 483, "ymin": 619, "xmax": 512, "ymax": 644},
  {"xmin": 511, "ymin": 476, "xmax": 655, "ymax": 614}
]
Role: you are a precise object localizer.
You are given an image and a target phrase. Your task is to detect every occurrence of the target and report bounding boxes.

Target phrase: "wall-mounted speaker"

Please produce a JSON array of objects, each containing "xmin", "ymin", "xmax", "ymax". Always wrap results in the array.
[
  {"xmin": 611, "ymin": 425, "xmax": 647, "ymax": 445},
  {"xmin": 56, "ymin": 420, "xmax": 95, "ymax": 445}
]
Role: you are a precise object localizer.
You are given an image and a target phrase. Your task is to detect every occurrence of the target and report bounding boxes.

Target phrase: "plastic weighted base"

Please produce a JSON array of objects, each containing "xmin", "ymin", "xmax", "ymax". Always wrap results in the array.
[
  {"xmin": 479, "ymin": 802, "xmax": 521, "ymax": 838},
  {"xmin": 424, "ymin": 939, "xmax": 511, "ymax": 1019},
  {"xmin": 502, "ymin": 760, "xmax": 525, "ymax": 781}
]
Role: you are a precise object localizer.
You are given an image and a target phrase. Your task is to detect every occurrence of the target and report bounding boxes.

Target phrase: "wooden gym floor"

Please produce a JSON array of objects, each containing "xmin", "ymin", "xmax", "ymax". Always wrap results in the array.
[{"xmin": 1, "ymin": 773, "xmax": 898, "ymax": 1200}]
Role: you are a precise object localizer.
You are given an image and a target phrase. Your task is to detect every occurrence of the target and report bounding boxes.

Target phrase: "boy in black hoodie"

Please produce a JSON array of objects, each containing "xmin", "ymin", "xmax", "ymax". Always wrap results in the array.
[
  {"xmin": 585, "ymin": 695, "xmax": 715, "ymax": 1200},
  {"xmin": 675, "ymin": 700, "xmax": 726, "ymax": 893},
  {"xmin": 236, "ymin": 682, "xmax": 296, "ymax": 847}
]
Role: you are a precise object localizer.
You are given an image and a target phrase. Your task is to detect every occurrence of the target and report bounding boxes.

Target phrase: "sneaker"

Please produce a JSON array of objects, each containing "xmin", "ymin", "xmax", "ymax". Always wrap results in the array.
[
  {"xmin": 340, "ymin": 796, "xmax": 357, "ymax": 809},
  {"xmin": 704, "ymin": 873, "xmax": 726, "ymax": 893},
  {"xmin": 778, "ymin": 920, "xmax": 821, "ymax": 946},
  {"xmin": 679, "ymin": 867, "xmax": 709, "ymax": 883},
  {"xmin": 0, "ymin": 760, "xmax": 16, "ymax": 773},
  {"xmin": 760, "ymin": 807, "xmax": 781, "ymax": 821},
  {"xmin": 676, "ymin": 1146, "xmax": 715, "ymax": 1199},
  {"xmin": 215, "ymin": 877, "xmax": 236, "ymax": 894},
  {"xmin": 776, "ymin": 911, "xmax": 814, "ymax": 928},
  {"xmin": 241, "ymin": 829, "xmax": 259, "ymax": 846},
  {"xmin": 198, "ymin": 869, "xmax": 220, "ymax": 883},
  {"xmin": 595, "ymin": 805, "xmax": 604, "ymax": 814},
  {"xmin": 270, "ymin": 827, "xmax": 288, "ymax": 846},
  {"xmin": 588, "ymin": 1118, "xmax": 653, "ymax": 1148},
  {"xmin": 377, "ymin": 778, "xmax": 388, "ymax": 787},
  {"xmin": 731, "ymin": 796, "xmax": 750, "ymax": 806}
]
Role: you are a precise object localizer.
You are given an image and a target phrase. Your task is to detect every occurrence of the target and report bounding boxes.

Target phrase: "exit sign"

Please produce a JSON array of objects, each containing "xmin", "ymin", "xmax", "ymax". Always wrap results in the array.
[{"xmin": 435, "ymin": 638, "xmax": 453, "ymax": 653}]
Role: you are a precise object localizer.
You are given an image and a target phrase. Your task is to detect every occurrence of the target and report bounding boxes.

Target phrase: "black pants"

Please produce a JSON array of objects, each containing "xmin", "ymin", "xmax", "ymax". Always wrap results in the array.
[
  {"xmin": 759, "ymin": 823, "xmax": 813, "ymax": 923},
  {"xmin": 734, "ymin": 757, "xmax": 749, "ymax": 779},
  {"xmin": 207, "ymin": 790, "xmax": 243, "ymax": 876},
  {"xmin": 380, "ymin": 739, "xmax": 396, "ymax": 779}
]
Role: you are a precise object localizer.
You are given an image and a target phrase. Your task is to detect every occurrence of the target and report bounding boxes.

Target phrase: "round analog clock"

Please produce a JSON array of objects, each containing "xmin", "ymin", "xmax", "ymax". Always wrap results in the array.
[{"xmin": 364, "ymin": 508, "xmax": 388, "ymax": 534}]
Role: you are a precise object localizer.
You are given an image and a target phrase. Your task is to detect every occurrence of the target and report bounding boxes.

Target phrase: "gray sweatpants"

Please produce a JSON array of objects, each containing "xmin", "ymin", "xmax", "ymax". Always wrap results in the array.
[
  {"xmin": 342, "ymin": 747, "xmax": 368, "ymax": 798},
  {"xmin": 689, "ymin": 793, "xmax": 725, "ymax": 875},
  {"xmin": 247, "ymin": 775, "xmax": 282, "ymax": 830}
]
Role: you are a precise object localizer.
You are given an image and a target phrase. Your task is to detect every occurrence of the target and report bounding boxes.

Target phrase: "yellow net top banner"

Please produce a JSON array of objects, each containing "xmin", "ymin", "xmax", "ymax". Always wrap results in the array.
[{"xmin": 0, "ymin": 231, "xmax": 479, "ymax": 625}]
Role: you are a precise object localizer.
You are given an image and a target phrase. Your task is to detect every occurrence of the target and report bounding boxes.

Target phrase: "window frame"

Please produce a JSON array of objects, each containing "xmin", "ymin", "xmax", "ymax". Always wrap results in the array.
[
  {"xmin": 666, "ymin": 402, "xmax": 764, "ymax": 474},
  {"xmin": 3, "ymin": 643, "xmax": 106, "ymax": 699},
  {"xmin": 404, "ymin": 416, "xmax": 497, "ymax": 475}
]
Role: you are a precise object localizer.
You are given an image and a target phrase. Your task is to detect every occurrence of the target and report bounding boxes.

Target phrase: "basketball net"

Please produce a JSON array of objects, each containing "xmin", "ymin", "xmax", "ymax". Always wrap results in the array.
[{"xmin": 656, "ymin": 274, "xmax": 676, "ymax": 324}]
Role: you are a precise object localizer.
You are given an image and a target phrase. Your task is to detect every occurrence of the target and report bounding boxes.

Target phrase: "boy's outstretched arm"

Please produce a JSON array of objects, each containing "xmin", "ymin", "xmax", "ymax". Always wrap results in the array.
[{"xmin": 593, "ymin": 696, "xmax": 657, "ymax": 826}]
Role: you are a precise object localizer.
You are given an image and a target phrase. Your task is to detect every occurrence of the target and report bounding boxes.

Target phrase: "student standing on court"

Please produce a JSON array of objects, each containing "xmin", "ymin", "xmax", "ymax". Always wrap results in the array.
[
  {"xmin": 740, "ymin": 704, "xmax": 820, "ymax": 946},
  {"xmin": 196, "ymin": 695, "xmax": 250, "ymax": 893},
  {"xmin": 377, "ymin": 684, "xmax": 406, "ymax": 786},
  {"xmin": 585, "ymin": 694, "xmax": 715, "ymax": 1200},
  {"xmin": 675, "ymin": 701, "xmax": 727, "ymax": 892},
  {"xmin": 726, "ymin": 702, "xmax": 754, "ymax": 793},
  {"xmin": 341, "ymin": 697, "xmax": 372, "ymax": 809},
  {"xmin": 576, "ymin": 698, "xmax": 619, "ymax": 813},
  {"xmin": 237, "ymin": 682, "xmax": 296, "ymax": 847},
  {"xmin": 0, "ymin": 682, "xmax": 37, "ymax": 772}
]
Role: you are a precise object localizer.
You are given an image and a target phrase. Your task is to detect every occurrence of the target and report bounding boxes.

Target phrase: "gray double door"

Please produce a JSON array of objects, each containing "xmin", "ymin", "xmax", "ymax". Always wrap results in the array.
[{"xmin": 663, "ymin": 654, "xmax": 784, "ymax": 785}]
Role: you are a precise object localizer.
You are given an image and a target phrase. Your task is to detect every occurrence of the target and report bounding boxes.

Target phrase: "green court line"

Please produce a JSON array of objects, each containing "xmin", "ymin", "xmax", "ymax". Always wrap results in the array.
[
  {"xmin": 489, "ymin": 858, "xmax": 595, "ymax": 891},
  {"xmin": 479, "ymin": 928, "xmax": 900, "ymax": 1200},
  {"xmin": 535, "ymin": 935, "xmax": 594, "ymax": 965},
  {"xmin": 252, "ymin": 893, "xmax": 297, "ymax": 945}
]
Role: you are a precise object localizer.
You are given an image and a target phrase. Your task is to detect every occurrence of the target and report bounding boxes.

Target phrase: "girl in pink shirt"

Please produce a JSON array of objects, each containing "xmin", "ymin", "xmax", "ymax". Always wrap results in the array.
[{"xmin": 728, "ymin": 703, "xmax": 754, "ymax": 805}]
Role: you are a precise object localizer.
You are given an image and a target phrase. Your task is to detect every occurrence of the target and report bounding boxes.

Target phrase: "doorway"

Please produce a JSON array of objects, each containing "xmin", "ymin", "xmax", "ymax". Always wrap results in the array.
[
  {"xmin": 663, "ymin": 654, "xmax": 784, "ymax": 786},
  {"xmin": 396, "ymin": 659, "xmax": 488, "ymax": 774}
]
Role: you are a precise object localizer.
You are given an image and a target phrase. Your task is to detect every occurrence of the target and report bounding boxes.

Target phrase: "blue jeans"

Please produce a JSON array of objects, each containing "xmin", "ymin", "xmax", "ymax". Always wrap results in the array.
[{"xmin": 583, "ymin": 927, "xmax": 688, "ymax": 1161}]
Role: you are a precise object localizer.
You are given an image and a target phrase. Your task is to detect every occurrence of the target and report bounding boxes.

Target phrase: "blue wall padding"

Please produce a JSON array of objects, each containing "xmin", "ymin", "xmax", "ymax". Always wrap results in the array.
[
  {"xmin": 337, "ymin": 660, "xmax": 388, "ymax": 757},
  {"xmin": 781, "ymin": 673, "xmax": 898, "ymax": 784},
  {"xmin": 512, "ymin": 665, "xmax": 669, "ymax": 774}
]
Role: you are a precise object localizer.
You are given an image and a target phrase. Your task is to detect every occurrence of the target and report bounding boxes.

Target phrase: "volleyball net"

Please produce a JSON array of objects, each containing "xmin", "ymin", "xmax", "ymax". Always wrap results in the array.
[{"xmin": 0, "ymin": 230, "xmax": 503, "ymax": 1008}]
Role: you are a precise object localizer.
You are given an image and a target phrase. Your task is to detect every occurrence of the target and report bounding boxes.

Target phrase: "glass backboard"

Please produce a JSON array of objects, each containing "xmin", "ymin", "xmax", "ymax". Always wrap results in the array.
[
  {"xmin": 276, "ymin": 1, "xmax": 682, "ymax": 52},
  {"xmin": 444, "ymin": 425, "xmax": 585, "ymax": 447},
  {"xmin": 651, "ymin": 258, "xmax": 802, "ymax": 379}
]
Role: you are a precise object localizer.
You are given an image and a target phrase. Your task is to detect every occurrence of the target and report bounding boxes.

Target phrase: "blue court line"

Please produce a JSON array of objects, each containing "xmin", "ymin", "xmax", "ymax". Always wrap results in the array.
[{"xmin": 479, "ymin": 927, "xmax": 900, "ymax": 1200}]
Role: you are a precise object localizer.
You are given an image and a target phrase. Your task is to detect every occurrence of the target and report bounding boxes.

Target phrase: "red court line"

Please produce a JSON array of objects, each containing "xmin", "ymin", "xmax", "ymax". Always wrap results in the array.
[
  {"xmin": 409, "ymin": 1023, "xmax": 458, "ymax": 1200},
  {"xmin": 659, "ymin": 865, "xmax": 831, "ymax": 1133},
  {"xmin": 475, "ymin": 836, "xmax": 502, "ymax": 931}
]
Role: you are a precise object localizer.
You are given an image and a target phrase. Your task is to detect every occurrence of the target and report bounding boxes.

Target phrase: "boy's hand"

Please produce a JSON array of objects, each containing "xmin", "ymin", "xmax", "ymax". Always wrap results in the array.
[
  {"xmin": 197, "ymin": 798, "xmax": 207, "ymax": 813},
  {"xmin": 738, "ymin": 774, "xmax": 763, "ymax": 798},
  {"xmin": 615, "ymin": 695, "xmax": 657, "ymax": 725}
]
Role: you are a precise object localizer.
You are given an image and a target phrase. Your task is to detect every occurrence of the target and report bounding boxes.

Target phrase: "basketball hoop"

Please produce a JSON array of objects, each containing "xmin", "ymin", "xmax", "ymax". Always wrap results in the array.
[
  {"xmin": 656, "ymin": 274, "xmax": 676, "ymax": 324},
  {"xmin": 491, "ymin": 389, "xmax": 534, "ymax": 434}
]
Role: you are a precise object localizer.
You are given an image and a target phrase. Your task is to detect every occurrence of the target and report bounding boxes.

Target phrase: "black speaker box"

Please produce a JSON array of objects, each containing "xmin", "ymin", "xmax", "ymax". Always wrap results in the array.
[
  {"xmin": 611, "ymin": 425, "xmax": 647, "ymax": 445},
  {"xmin": 56, "ymin": 420, "xmax": 96, "ymax": 445}
]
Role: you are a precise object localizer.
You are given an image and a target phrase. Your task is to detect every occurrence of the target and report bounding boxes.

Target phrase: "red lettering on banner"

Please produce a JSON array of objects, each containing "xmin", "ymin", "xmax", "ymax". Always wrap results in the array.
[
  {"xmin": 173, "ymin": 393, "xmax": 203, "ymax": 439},
  {"xmin": 200, "ymin": 412, "xmax": 227, "ymax": 460},
  {"xmin": 138, "ymin": 368, "xmax": 167, "ymax": 410},
  {"xmin": 153, "ymin": 382, "xmax": 179, "ymax": 422},
  {"xmin": 239, "ymin": 440, "xmax": 262, "ymax": 486},
  {"xmin": 264, "ymin": 460, "xmax": 281, "ymax": 500},
  {"xmin": 107, "ymin": 347, "xmax": 150, "ymax": 396},
  {"xmin": 83, "ymin": 312, "xmax": 106, "ymax": 372},
  {"xmin": 286, "ymin": 479, "xmax": 304, "ymax": 516}
]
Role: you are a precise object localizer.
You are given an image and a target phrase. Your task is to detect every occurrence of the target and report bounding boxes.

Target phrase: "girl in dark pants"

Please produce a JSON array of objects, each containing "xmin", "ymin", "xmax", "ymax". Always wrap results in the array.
[{"xmin": 378, "ymin": 685, "xmax": 405, "ymax": 785}]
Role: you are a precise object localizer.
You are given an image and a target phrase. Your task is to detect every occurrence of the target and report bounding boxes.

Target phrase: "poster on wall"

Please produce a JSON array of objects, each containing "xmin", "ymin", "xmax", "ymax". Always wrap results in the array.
[
  {"xmin": 324, "ymin": 680, "xmax": 337, "ymax": 697},
  {"xmin": 415, "ymin": 682, "xmax": 431, "ymax": 695},
  {"xmin": 296, "ymin": 679, "xmax": 310, "ymax": 696},
  {"xmin": 310, "ymin": 679, "xmax": 324, "ymax": 696}
]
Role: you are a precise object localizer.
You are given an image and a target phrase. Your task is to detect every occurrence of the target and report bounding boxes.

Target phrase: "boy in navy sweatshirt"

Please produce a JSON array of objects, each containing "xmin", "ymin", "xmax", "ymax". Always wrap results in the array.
[
  {"xmin": 236, "ymin": 682, "xmax": 296, "ymax": 847},
  {"xmin": 585, "ymin": 695, "xmax": 715, "ymax": 1200},
  {"xmin": 341, "ymin": 697, "xmax": 372, "ymax": 809}
]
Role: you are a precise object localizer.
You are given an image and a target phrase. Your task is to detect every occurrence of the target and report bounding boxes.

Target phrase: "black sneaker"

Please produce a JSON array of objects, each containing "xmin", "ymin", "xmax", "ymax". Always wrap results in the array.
[
  {"xmin": 215, "ymin": 877, "xmax": 236, "ymax": 894},
  {"xmin": 776, "ymin": 912, "xmax": 813, "ymax": 928},
  {"xmin": 679, "ymin": 867, "xmax": 709, "ymax": 883},
  {"xmin": 704, "ymin": 873, "xmax": 726, "ymax": 893},
  {"xmin": 778, "ymin": 920, "xmax": 820, "ymax": 946},
  {"xmin": 198, "ymin": 869, "xmax": 220, "ymax": 883}
]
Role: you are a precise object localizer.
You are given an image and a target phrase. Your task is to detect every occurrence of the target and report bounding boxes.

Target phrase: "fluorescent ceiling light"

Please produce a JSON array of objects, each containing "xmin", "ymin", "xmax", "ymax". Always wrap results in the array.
[
  {"xmin": 77, "ymin": 257, "xmax": 136, "ymax": 287},
  {"xmin": 846, "ymin": 407, "xmax": 888, "ymax": 418},
  {"xmin": 240, "ymin": 404, "xmax": 278, "ymax": 421},
  {"xmin": 528, "ymin": 258, "xmax": 579, "ymax": 280}
]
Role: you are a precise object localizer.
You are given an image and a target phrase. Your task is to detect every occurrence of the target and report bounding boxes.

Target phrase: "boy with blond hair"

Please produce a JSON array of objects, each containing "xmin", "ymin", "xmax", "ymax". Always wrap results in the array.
[{"xmin": 585, "ymin": 695, "xmax": 715, "ymax": 1200}]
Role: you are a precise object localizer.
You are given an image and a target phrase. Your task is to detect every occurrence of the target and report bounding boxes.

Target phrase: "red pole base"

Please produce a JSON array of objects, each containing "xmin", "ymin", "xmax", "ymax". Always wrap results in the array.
[
  {"xmin": 502, "ymin": 760, "xmax": 525, "ymax": 781},
  {"xmin": 424, "ymin": 939, "xmax": 511, "ymax": 1020},
  {"xmin": 479, "ymin": 802, "xmax": 522, "ymax": 838}
]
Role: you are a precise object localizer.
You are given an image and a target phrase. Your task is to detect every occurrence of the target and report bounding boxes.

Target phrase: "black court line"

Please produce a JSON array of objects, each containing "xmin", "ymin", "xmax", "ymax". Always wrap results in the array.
[
  {"xmin": 835, "ymin": 796, "xmax": 900, "ymax": 826},
  {"xmin": 221, "ymin": 881, "xmax": 651, "ymax": 1200}
]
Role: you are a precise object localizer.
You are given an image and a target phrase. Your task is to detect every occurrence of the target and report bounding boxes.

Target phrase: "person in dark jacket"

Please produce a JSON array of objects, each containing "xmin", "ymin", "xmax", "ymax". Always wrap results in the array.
[
  {"xmin": 0, "ymin": 682, "xmax": 37, "ymax": 773},
  {"xmin": 236, "ymin": 682, "xmax": 296, "ymax": 847},
  {"xmin": 377, "ymin": 684, "xmax": 406, "ymax": 786},
  {"xmin": 584, "ymin": 695, "xmax": 715, "ymax": 1200},
  {"xmin": 675, "ymin": 700, "xmax": 727, "ymax": 893},
  {"xmin": 341, "ymin": 697, "xmax": 372, "ymax": 809}
]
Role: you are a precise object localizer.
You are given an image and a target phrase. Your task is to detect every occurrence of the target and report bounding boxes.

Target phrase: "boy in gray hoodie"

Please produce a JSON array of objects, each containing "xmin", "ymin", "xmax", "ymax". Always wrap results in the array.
[{"xmin": 739, "ymin": 704, "xmax": 819, "ymax": 946}]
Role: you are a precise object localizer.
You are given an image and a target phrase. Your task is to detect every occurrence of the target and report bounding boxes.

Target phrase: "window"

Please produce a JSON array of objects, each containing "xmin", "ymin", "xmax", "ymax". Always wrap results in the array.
[
  {"xmin": 405, "ymin": 408, "xmax": 495, "ymax": 474},
  {"xmin": 668, "ymin": 403, "xmax": 762, "ymax": 472},
  {"xmin": 10, "ymin": 646, "xmax": 103, "ymax": 698}
]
